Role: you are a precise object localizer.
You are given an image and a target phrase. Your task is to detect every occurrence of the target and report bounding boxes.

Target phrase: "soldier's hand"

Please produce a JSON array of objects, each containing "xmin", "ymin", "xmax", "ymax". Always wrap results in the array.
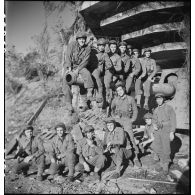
[
  {"xmin": 51, "ymin": 158, "xmax": 56, "ymax": 164},
  {"xmin": 130, "ymin": 73, "xmax": 134, "ymax": 78},
  {"xmin": 74, "ymin": 69, "xmax": 79, "ymax": 76},
  {"xmin": 153, "ymin": 124, "xmax": 158, "ymax": 130},
  {"xmin": 170, "ymin": 132, "xmax": 175, "ymax": 141},
  {"xmin": 24, "ymin": 156, "xmax": 33, "ymax": 163},
  {"xmin": 83, "ymin": 162, "xmax": 90, "ymax": 172}
]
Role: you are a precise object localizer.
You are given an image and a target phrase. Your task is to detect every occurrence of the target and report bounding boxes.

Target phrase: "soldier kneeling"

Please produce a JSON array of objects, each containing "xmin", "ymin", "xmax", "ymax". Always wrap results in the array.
[{"xmin": 76, "ymin": 125, "xmax": 106, "ymax": 181}]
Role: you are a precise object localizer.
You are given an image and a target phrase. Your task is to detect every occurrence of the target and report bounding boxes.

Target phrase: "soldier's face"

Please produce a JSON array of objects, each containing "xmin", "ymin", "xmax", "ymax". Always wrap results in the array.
[
  {"xmin": 116, "ymin": 86, "xmax": 125, "ymax": 97},
  {"xmin": 145, "ymin": 52, "xmax": 151, "ymax": 58},
  {"xmin": 77, "ymin": 38, "xmax": 86, "ymax": 47},
  {"xmin": 98, "ymin": 44, "xmax": 105, "ymax": 52},
  {"xmin": 107, "ymin": 123, "xmax": 115, "ymax": 132},
  {"xmin": 119, "ymin": 46, "xmax": 126, "ymax": 54},
  {"xmin": 110, "ymin": 44, "xmax": 117, "ymax": 53},
  {"xmin": 145, "ymin": 118, "xmax": 152, "ymax": 125},
  {"xmin": 133, "ymin": 52, "xmax": 139, "ymax": 58},
  {"xmin": 56, "ymin": 127, "xmax": 64, "ymax": 138},
  {"xmin": 128, "ymin": 49, "xmax": 132, "ymax": 55},
  {"xmin": 24, "ymin": 129, "xmax": 33, "ymax": 139},
  {"xmin": 156, "ymin": 97, "xmax": 164, "ymax": 106}
]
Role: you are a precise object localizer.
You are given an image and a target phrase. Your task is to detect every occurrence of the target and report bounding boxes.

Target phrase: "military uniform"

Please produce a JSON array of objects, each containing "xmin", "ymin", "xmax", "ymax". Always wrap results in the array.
[
  {"xmin": 48, "ymin": 133, "xmax": 76, "ymax": 177},
  {"xmin": 63, "ymin": 34, "xmax": 94, "ymax": 110},
  {"xmin": 104, "ymin": 52, "xmax": 122, "ymax": 101},
  {"xmin": 151, "ymin": 102, "xmax": 176, "ymax": 166},
  {"xmin": 76, "ymin": 137, "xmax": 106, "ymax": 171},
  {"xmin": 139, "ymin": 55, "xmax": 157, "ymax": 98},
  {"xmin": 111, "ymin": 94, "xmax": 139, "ymax": 152},
  {"xmin": 13, "ymin": 134, "xmax": 45, "ymax": 179},
  {"xmin": 104, "ymin": 125, "xmax": 126, "ymax": 174},
  {"xmin": 125, "ymin": 55, "xmax": 141, "ymax": 95}
]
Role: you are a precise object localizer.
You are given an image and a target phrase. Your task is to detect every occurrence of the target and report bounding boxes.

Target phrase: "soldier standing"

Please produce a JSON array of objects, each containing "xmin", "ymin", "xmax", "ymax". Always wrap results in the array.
[
  {"xmin": 62, "ymin": 32, "xmax": 94, "ymax": 112},
  {"xmin": 76, "ymin": 125, "xmax": 106, "ymax": 181},
  {"xmin": 104, "ymin": 40, "xmax": 122, "ymax": 103},
  {"xmin": 11, "ymin": 125, "xmax": 45, "ymax": 181},
  {"xmin": 139, "ymin": 49, "xmax": 157, "ymax": 110},
  {"xmin": 111, "ymin": 83, "xmax": 139, "ymax": 156},
  {"xmin": 49, "ymin": 123, "xmax": 76, "ymax": 182},
  {"xmin": 151, "ymin": 93, "xmax": 176, "ymax": 174},
  {"xmin": 125, "ymin": 49, "xmax": 141, "ymax": 97}
]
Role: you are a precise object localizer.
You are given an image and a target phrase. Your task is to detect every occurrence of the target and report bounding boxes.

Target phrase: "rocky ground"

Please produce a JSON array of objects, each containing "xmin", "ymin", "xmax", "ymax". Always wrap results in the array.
[{"xmin": 5, "ymin": 77, "xmax": 190, "ymax": 194}]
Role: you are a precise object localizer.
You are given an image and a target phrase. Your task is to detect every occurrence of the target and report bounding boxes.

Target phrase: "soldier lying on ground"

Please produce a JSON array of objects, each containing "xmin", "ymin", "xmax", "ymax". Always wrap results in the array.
[
  {"xmin": 47, "ymin": 123, "xmax": 76, "ymax": 182},
  {"xmin": 62, "ymin": 31, "xmax": 94, "ymax": 112},
  {"xmin": 7, "ymin": 125, "xmax": 45, "ymax": 181},
  {"xmin": 150, "ymin": 93, "xmax": 176, "ymax": 174},
  {"xmin": 76, "ymin": 125, "xmax": 106, "ymax": 181}
]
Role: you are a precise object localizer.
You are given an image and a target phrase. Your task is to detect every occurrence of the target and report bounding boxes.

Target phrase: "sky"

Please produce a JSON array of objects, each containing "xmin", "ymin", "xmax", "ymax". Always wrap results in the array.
[{"xmin": 6, "ymin": 1, "xmax": 75, "ymax": 54}]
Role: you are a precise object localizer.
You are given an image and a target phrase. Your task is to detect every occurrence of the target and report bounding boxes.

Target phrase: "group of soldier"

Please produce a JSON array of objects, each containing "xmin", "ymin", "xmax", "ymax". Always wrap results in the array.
[
  {"xmin": 62, "ymin": 32, "xmax": 157, "ymax": 112},
  {"xmin": 5, "ymin": 32, "xmax": 177, "ymax": 184}
]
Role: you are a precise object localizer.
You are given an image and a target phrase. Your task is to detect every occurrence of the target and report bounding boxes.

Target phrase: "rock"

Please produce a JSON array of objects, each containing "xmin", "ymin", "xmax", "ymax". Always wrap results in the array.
[
  {"xmin": 149, "ymin": 188, "xmax": 157, "ymax": 194},
  {"xmin": 177, "ymin": 158, "xmax": 189, "ymax": 170}
]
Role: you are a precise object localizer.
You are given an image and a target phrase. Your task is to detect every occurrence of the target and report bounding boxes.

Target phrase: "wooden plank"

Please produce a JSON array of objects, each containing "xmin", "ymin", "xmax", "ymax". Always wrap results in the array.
[
  {"xmin": 121, "ymin": 22, "xmax": 184, "ymax": 41},
  {"xmin": 100, "ymin": 2, "xmax": 184, "ymax": 27}
]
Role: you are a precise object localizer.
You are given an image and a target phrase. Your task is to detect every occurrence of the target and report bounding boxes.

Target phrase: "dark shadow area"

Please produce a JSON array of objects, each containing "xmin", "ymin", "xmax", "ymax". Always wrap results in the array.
[{"xmin": 170, "ymin": 134, "xmax": 182, "ymax": 161}]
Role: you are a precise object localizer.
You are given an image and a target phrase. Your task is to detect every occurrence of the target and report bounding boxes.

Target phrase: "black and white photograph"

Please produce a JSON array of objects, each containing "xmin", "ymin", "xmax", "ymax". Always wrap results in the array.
[{"xmin": 4, "ymin": 1, "xmax": 191, "ymax": 194}]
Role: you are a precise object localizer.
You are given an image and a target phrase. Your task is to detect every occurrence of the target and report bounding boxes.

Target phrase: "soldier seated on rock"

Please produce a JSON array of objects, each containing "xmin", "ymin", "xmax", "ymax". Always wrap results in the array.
[
  {"xmin": 48, "ymin": 123, "xmax": 76, "ymax": 182},
  {"xmin": 76, "ymin": 125, "xmax": 106, "ymax": 181},
  {"xmin": 10, "ymin": 125, "xmax": 45, "ymax": 181},
  {"xmin": 62, "ymin": 31, "xmax": 94, "ymax": 113}
]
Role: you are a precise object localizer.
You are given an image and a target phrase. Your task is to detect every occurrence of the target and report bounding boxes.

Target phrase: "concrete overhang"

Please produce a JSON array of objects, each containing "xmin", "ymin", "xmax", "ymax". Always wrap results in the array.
[
  {"xmin": 144, "ymin": 42, "xmax": 187, "ymax": 68},
  {"xmin": 122, "ymin": 22, "xmax": 184, "ymax": 48},
  {"xmin": 99, "ymin": 2, "xmax": 185, "ymax": 37}
]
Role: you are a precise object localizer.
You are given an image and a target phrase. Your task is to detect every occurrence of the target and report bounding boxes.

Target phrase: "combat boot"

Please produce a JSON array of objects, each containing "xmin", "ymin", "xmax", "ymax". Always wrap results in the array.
[{"xmin": 79, "ymin": 95, "xmax": 89, "ymax": 112}]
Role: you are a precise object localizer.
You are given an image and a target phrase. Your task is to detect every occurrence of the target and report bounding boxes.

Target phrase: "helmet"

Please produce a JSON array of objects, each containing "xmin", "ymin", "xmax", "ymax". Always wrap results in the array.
[
  {"xmin": 83, "ymin": 125, "xmax": 94, "ymax": 133},
  {"xmin": 109, "ymin": 40, "xmax": 117, "ymax": 46},
  {"xmin": 132, "ymin": 48, "xmax": 139, "ymax": 53},
  {"xmin": 155, "ymin": 93, "xmax": 165, "ymax": 98},
  {"xmin": 55, "ymin": 123, "xmax": 66, "ymax": 131},
  {"xmin": 23, "ymin": 125, "xmax": 34, "ymax": 132},
  {"xmin": 127, "ymin": 45, "xmax": 132, "ymax": 49},
  {"xmin": 97, "ymin": 38, "xmax": 107, "ymax": 45},
  {"xmin": 115, "ymin": 81, "xmax": 125, "ymax": 90},
  {"xmin": 118, "ymin": 41, "xmax": 127, "ymax": 47},
  {"xmin": 105, "ymin": 117, "xmax": 116, "ymax": 124},
  {"xmin": 76, "ymin": 32, "xmax": 87, "ymax": 40},
  {"xmin": 143, "ymin": 113, "xmax": 153, "ymax": 120},
  {"xmin": 144, "ymin": 48, "xmax": 152, "ymax": 53}
]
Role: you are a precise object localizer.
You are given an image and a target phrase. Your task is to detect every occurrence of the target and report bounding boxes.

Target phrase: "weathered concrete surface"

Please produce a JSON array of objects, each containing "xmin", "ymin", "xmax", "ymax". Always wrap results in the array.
[
  {"xmin": 100, "ymin": 2, "xmax": 184, "ymax": 27},
  {"xmin": 122, "ymin": 22, "xmax": 184, "ymax": 41}
]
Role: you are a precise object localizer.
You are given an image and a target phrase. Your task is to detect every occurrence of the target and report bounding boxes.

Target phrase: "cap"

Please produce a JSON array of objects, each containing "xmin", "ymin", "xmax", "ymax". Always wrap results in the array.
[
  {"xmin": 127, "ymin": 45, "xmax": 132, "ymax": 49},
  {"xmin": 132, "ymin": 48, "xmax": 139, "ymax": 53},
  {"xmin": 119, "ymin": 41, "xmax": 127, "ymax": 47},
  {"xmin": 144, "ymin": 48, "xmax": 152, "ymax": 53},
  {"xmin": 76, "ymin": 32, "xmax": 87, "ymax": 40},
  {"xmin": 105, "ymin": 117, "xmax": 116, "ymax": 124},
  {"xmin": 83, "ymin": 125, "xmax": 94, "ymax": 133},
  {"xmin": 109, "ymin": 40, "xmax": 117, "ymax": 46},
  {"xmin": 155, "ymin": 93, "xmax": 165, "ymax": 98},
  {"xmin": 143, "ymin": 113, "xmax": 153, "ymax": 119},
  {"xmin": 97, "ymin": 38, "xmax": 107, "ymax": 45},
  {"xmin": 115, "ymin": 81, "xmax": 125, "ymax": 90},
  {"xmin": 55, "ymin": 123, "xmax": 66, "ymax": 131},
  {"xmin": 23, "ymin": 125, "xmax": 34, "ymax": 132}
]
